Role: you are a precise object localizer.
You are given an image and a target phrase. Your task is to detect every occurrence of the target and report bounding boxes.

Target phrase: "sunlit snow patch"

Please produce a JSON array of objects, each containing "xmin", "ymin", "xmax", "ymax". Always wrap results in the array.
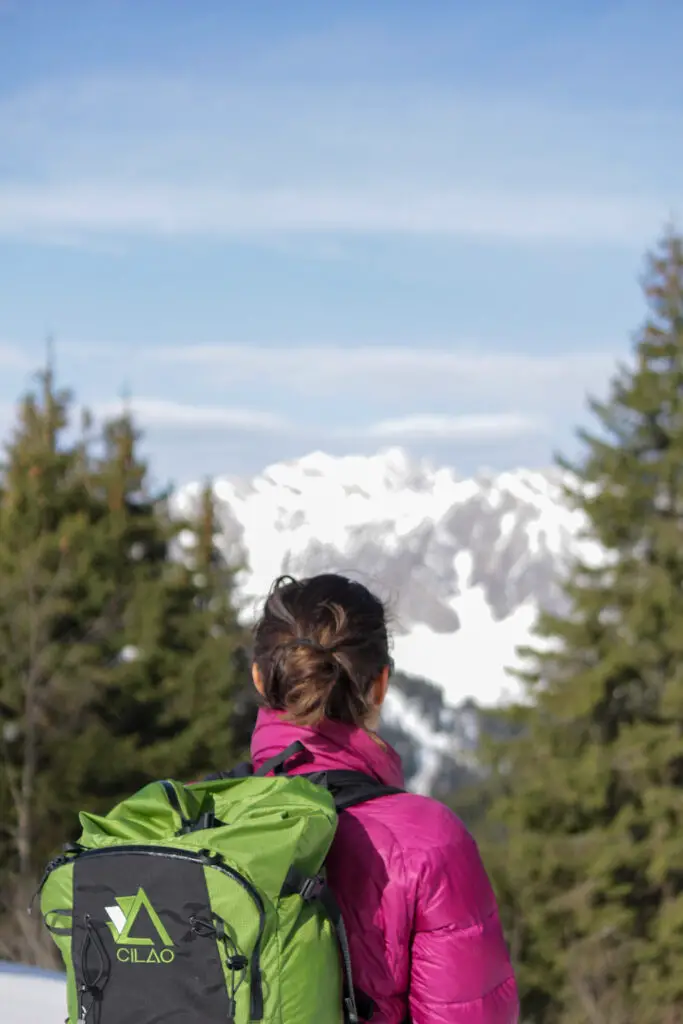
[{"xmin": 0, "ymin": 962, "xmax": 66, "ymax": 1024}]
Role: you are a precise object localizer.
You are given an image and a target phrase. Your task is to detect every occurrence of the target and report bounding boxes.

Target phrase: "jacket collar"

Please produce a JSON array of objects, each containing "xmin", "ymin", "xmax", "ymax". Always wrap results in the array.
[{"xmin": 250, "ymin": 707, "xmax": 405, "ymax": 789}]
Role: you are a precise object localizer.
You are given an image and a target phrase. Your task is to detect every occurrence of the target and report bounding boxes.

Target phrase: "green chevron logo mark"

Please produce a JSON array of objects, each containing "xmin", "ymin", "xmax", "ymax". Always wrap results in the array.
[{"xmin": 105, "ymin": 887, "xmax": 175, "ymax": 964}]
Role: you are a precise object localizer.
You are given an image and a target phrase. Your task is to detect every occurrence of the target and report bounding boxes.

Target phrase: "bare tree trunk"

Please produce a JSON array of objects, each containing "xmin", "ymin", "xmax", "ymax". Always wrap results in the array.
[
  {"xmin": 16, "ymin": 576, "xmax": 41, "ymax": 881},
  {"xmin": 0, "ymin": 877, "xmax": 58, "ymax": 968},
  {"xmin": 16, "ymin": 677, "xmax": 36, "ymax": 880}
]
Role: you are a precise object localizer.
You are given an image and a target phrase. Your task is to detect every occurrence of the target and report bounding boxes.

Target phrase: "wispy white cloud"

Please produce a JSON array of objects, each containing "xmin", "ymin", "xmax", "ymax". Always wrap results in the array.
[
  {"xmin": 0, "ymin": 66, "xmax": 677, "ymax": 246},
  {"xmin": 363, "ymin": 412, "xmax": 543, "ymax": 441},
  {"xmin": 93, "ymin": 398, "xmax": 290, "ymax": 433},
  {"xmin": 0, "ymin": 181, "xmax": 666, "ymax": 245},
  {"xmin": 153, "ymin": 343, "xmax": 616, "ymax": 376},
  {"xmin": 145, "ymin": 343, "xmax": 619, "ymax": 408},
  {"xmin": 90, "ymin": 399, "xmax": 542, "ymax": 444},
  {"xmin": 71, "ymin": 343, "xmax": 616, "ymax": 451}
]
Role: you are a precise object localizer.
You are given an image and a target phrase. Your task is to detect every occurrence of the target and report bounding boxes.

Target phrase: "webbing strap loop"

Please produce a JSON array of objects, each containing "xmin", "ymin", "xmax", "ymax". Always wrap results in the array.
[{"xmin": 253, "ymin": 740, "xmax": 307, "ymax": 777}]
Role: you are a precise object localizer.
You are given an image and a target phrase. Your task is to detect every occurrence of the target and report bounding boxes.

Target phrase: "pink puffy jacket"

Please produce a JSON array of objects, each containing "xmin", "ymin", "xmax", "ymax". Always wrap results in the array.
[{"xmin": 251, "ymin": 708, "xmax": 519, "ymax": 1024}]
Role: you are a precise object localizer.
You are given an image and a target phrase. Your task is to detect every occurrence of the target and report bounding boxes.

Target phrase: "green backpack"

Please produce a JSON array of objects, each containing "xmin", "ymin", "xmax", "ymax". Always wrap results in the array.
[{"xmin": 35, "ymin": 741, "xmax": 403, "ymax": 1024}]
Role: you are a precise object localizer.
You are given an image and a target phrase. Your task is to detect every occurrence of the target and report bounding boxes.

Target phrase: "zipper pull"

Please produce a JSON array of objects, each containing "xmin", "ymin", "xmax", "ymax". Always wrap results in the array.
[{"xmin": 78, "ymin": 982, "xmax": 90, "ymax": 1023}]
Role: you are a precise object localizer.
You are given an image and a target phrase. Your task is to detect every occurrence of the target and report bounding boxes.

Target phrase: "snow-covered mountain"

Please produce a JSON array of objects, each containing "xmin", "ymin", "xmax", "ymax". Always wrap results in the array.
[
  {"xmin": 175, "ymin": 447, "xmax": 593, "ymax": 704},
  {"xmin": 174, "ymin": 447, "xmax": 595, "ymax": 793}
]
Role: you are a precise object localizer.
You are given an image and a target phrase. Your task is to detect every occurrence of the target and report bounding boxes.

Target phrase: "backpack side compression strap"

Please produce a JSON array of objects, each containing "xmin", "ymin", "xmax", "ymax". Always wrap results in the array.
[{"xmin": 280, "ymin": 868, "xmax": 367, "ymax": 1024}]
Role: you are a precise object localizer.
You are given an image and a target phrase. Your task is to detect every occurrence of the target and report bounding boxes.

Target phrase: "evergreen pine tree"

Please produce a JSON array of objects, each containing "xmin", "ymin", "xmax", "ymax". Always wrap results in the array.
[
  {"xmin": 487, "ymin": 229, "xmax": 683, "ymax": 1024},
  {"xmin": 83, "ymin": 429, "xmax": 250, "ymax": 794},
  {"xmin": 0, "ymin": 384, "xmax": 249, "ymax": 962},
  {"xmin": 168, "ymin": 480, "xmax": 253, "ymax": 769},
  {"xmin": 73, "ymin": 409, "xmax": 186, "ymax": 800},
  {"xmin": 0, "ymin": 368, "xmax": 113, "ymax": 962}
]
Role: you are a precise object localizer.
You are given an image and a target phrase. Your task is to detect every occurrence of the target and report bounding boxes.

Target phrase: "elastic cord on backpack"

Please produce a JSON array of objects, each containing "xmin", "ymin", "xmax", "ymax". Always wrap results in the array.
[
  {"xmin": 190, "ymin": 913, "xmax": 247, "ymax": 1022},
  {"xmin": 77, "ymin": 915, "xmax": 109, "ymax": 1023},
  {"xmin": 219, "ymin": 918, "xmax": 248, "ymax": 1022}
]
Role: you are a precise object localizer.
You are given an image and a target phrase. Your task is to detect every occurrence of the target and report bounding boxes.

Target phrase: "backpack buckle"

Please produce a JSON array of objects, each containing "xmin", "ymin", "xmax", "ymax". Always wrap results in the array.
[{"xmin": 299, "ymin": 875, "xmax": 325, "ymax": 901}]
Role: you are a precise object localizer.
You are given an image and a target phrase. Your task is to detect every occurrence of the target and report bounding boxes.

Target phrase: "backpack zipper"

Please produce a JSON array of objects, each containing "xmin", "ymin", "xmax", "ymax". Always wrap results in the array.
[
  {"xmin": 29, "ymin": 852, "xmax": 73, "ymax": 912},
  {"xmin": 39, "ymin": 844, "xmax": 266, "ymax": 1021}
]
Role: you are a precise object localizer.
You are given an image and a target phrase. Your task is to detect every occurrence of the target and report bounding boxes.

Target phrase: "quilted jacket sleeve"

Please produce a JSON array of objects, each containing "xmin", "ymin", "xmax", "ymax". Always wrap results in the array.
[{"xmin": 408, "ymin": 808, "xmax": 519, "ymax": 1024}]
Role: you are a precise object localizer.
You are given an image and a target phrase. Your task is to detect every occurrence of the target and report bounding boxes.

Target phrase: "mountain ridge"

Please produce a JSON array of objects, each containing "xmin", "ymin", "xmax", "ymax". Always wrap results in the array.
[{"xmin": 174, "ymin": 446, "xmax": 593, "ymax": 707}]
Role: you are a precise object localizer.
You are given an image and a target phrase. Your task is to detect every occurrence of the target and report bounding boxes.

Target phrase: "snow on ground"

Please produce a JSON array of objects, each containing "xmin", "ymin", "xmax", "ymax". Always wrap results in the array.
[{"xmin": 0, "ymin": 963, "xmax": 66, "ymax": 1024}]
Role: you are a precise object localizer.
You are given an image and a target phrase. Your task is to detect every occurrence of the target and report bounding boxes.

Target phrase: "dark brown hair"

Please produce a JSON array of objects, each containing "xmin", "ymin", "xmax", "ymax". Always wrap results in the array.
[{"xmin": 252, "ymin": 573, "xmax": 392, "ymax": 727}]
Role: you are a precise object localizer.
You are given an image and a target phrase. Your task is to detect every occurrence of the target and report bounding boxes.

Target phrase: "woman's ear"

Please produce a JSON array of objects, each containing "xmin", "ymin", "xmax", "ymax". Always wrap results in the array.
[
  {"xmin": 252, "ymin": 662, "xmax": 265, "ymax": 696},
  {"xmin": 373, "ymin": 664, "xmax": 390, "ymax": 708}
]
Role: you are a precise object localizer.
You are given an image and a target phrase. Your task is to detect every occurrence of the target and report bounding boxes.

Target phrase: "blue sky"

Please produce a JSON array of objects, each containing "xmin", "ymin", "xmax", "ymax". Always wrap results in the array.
[{"xmin": 0, "ymin": 0, "xmax": 680, "ymax": 486}]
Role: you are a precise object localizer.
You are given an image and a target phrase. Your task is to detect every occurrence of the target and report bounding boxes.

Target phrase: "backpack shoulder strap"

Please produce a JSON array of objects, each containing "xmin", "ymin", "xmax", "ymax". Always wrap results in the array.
[
  {"xmin": 300, "ymin": 770, "xmax": 405, "ymax": 812},
  {"xmin": 201, "ymin": 740, "xmax": 307, "ymax": 783}
]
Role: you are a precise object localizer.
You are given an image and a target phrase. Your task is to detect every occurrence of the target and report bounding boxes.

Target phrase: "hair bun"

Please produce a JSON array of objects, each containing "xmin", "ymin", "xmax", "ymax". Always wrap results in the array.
[
  {"xmin": 253, "ymin": 573, "xmax": 390, "ymax": 727},
  {"xmin": 284, "ymin": 637, "xmax": 335, "ymax": 656}
]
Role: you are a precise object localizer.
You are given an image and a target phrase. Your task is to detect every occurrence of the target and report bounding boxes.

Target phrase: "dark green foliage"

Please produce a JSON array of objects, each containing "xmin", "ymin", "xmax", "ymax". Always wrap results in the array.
[
  {"xmin": 0, "ymin": 372, "xmax": 249, "ymax": 963},
  {"xmin": 485, "ymin": 229, "xmax": 683, "ymax": 1024}
]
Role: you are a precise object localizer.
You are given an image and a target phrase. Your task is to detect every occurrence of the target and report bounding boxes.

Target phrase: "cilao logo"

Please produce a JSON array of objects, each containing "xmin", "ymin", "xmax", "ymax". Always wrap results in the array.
[{"xmin": 105, "ymin": 887, "xmax": 175, "ymax": 964}]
